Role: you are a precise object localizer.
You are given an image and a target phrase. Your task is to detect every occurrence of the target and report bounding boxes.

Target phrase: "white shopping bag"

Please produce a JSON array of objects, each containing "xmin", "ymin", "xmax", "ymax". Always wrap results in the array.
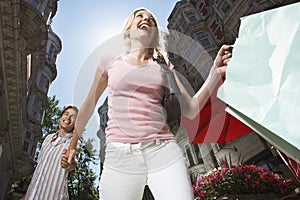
[{"xmin": 218, "ymin": 2, "xmax": 300, "ymax": 163}]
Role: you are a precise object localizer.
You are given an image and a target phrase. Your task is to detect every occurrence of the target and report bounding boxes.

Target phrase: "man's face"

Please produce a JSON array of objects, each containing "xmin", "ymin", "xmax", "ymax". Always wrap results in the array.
[{"xmin": 59, "ymin": 108, "xmax": 77, "ymax": 133}]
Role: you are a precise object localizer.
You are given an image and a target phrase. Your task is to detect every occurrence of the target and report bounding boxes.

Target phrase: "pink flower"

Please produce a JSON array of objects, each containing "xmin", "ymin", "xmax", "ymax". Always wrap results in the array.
[
  {"xmin": 199, "ymin": 191, "xmax": 205, "ymax": 197},
  {"xmin": 245, "ymin": 173, "xmax": 251, "ymax": 179}
]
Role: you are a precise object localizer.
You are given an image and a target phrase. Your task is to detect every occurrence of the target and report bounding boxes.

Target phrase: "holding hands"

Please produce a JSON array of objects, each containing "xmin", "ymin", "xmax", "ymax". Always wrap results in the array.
[
  {"xmin": 61, "ymin": 148, "xmax": 78, "ymax": 172},
  {"xmin": 59, "ymin": 44, "xmax": 233, "ymax": 172}
]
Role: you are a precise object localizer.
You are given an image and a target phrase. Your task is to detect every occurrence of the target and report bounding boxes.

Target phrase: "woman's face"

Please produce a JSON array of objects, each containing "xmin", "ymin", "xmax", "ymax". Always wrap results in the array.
[{"xmin": 129, "ymin": 10, "xmax": 158, "ymax": 46}]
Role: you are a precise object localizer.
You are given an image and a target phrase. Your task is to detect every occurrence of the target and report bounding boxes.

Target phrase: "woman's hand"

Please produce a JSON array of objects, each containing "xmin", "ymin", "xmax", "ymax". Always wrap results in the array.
[
  {"xmin": 187, "ymin": 44, "xmax": 232, "ymax": 120},
  {"xmin": 61, "ymin": 148, "xmax": 78, "ymax": 172},
  {"xmin": 211, "ymin": 44, "xmax": 233, "ymax": 78}
]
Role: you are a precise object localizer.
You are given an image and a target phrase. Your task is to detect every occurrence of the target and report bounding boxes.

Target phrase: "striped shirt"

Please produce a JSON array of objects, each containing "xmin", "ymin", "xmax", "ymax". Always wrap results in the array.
[{"xmin": 25, "ymin": 132, "xmax": 81, "ymax": 200}]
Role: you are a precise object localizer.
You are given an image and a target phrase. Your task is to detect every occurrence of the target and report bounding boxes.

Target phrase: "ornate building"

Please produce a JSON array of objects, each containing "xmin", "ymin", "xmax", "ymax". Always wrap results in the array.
[
  {"xmin": 167, "ymin": 0, "xmax": 299, "ymax": 179},
  {"xmin": 0, "ymin": 0, "xmax": 61, "ymax": 198},
  {"xmin": 97, "ymin": 97, "xmax": 108, "ymax": 179}
]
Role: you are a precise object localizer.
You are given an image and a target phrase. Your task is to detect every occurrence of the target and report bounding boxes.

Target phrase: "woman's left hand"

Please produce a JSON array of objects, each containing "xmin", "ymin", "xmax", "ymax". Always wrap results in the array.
[{"xmin": 212, "ymin": 44, "xmax": 233, "ymax": 78}]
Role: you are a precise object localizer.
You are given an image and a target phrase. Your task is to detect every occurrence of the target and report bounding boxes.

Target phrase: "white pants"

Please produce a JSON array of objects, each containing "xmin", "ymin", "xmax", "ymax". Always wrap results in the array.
[{"xmin": 99, "ymin": 139, "xmax": 193, "ymax": 200}]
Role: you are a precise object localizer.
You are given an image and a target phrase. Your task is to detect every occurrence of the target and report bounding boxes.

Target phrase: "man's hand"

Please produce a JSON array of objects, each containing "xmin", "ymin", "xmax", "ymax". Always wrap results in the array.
[{"xmin": 61, "ymin": 148, "xmax": 78, "ymax": 172}]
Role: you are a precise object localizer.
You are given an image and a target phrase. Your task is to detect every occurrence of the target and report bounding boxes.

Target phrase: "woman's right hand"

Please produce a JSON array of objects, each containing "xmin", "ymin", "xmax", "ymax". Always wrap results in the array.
[
  {"xmin": 61, "ymin": 148, "xmax": 77, "ymax": 171},
  {"xmin": 67, "ymin": 136, "xmax": 78, "ymax": 164},
  {"xmin": 67, "ymin": 148, "xmax": 76, "ymax": 164}
]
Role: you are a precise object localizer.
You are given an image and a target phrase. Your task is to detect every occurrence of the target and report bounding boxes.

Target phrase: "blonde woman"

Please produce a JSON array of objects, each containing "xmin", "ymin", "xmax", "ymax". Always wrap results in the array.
[{"xmin": 62, "ymin": 8, "xmax": 232, "ymax": 200}]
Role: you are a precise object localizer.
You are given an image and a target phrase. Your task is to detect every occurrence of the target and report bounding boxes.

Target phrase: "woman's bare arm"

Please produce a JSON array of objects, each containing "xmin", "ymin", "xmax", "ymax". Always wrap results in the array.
[
  {"xmin": 68, "ymin": 68, "xmax": 108, "ymax": 163},
  {"xmin": 175, "ymin": 44, "xmax": 232, "ymax": 119}
]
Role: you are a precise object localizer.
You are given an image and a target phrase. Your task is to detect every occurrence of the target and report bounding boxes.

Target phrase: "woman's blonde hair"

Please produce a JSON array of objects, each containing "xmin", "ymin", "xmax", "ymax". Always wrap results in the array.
[{"xmin": 122, "ymin": 8, "xmax": 167, "ymax": 58}]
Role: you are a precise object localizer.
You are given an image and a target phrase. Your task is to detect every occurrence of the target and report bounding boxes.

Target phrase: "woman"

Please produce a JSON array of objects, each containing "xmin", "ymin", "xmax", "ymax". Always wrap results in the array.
[{"xmin": 63, "ymin": 8, "xmax": 232, "ymax": 200}]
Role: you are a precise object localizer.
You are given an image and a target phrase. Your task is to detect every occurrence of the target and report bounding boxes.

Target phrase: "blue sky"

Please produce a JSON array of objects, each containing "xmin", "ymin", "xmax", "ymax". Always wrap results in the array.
[{"xmin": 49, "ymin": 0, "xmax": 179, "ymax": 177}]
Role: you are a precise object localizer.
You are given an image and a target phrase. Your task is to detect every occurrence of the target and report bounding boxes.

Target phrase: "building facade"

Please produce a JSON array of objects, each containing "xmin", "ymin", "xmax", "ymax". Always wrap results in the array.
[
  {"xmin": 0, "ymin": 0, "xmax": 61, "ymax": 198},
  {"xmin": 97, "ymin": 97, "xmax": 108, "ymax": 179}
]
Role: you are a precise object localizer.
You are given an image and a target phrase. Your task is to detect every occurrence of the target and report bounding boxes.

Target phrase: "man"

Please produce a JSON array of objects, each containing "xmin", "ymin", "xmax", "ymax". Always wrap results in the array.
[{"xmin": 23, "ymin": 105, "xmax": 81, "ymax": 200}]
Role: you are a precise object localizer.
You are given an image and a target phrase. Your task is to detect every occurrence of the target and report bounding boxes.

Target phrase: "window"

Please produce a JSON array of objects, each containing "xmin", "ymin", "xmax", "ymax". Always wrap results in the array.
[
  {"xmin": 195, "ymin": 75, "xmax": 205, "ymax": 86},
  {"xmin": 23, "ymin": 141, "xmax": 29, "ymax": 152},
  {"xmin": 188, "ymin": 16, "xmax": 197, "ymax": 23},
  {"xmin": 218, "ymin": 143, "xmax": 226, "ymax": 150},
  {"xmin": 31, "ymin": 145, "xmax": 36, "ymax": 157},
  {"xmin": 186, "ymin": 147, "xmax": 195, "ymax": 166},
  {"xmin": 200, "ymin": 38, "xmax": 211, "ymax": 47},
  {"xmin": 38, "ymin": 73, "xmax": 49, "ymax": 93},
  {"xmin": 215, "ymin": 0, "xmax": 222, "ymax": 6},
  {"xmin": 32, "ymin": 97, "xmax": 43, "ymax": 122},
  {"xmin": 215, "ymin": 0, "xmax": 231, "ymax": 15},
  {"xmin": 0, "ymin": 144, "xmax": 2, "ymax": 159},
  {"xmin": 194, "ymin": 144, "xmax": 204, "ymax": 164},
  {"xmin": 194, "ymin": 31, "xmax": 211, "ymax": 48},
  {"xmin": 31, "ymin": 0, "xmax": 40, "ymax": 8},
  {"xmin": 221, "ymin": 1, "xmax": 231, "ymax": 14},
  {"xmin": 26, "ymin": 54, "xmax": 31, "ymax": 86},
  {"xmin": 25, "ymin": 131, "xmax": 31, "ymax": 139},
  {"xmin": 185, "ymin": 11, "xmax": 197, "ymax": 24},
  {"xmin": 49, "ymin": 44, "xmax": 57, "ymax": 60},
  {"xmin": 195, "ymin": 31, "xmax": 205, "ymax": 39}
]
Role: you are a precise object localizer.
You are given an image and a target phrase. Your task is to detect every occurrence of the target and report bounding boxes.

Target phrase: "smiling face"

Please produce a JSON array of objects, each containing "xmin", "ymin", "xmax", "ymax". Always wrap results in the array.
[
  {"xmin": 59, "ymin": 107, "xmax": 78, "ymax": 133},
  {"xmin": 131, "ymin": 10, "xmax": 157, "ymax": 34},
  {"xmin": 123, "ymin": 8, "xmax": 160, "ymax": 52}
]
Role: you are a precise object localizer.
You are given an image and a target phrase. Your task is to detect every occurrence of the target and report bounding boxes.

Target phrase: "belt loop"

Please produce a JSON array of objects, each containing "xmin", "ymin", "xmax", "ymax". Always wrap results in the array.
[{"xmin": 155, "ymin": 139, "xmax": 160, "ymax": 145}]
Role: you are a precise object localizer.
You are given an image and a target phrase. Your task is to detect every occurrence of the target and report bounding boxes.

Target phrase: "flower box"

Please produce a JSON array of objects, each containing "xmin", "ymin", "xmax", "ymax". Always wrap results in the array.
[
  {"xmin": 192, "ymin": 164, "xmax": 298, "ymax": 200},
  {"xmin": 217, "ymin": 193, "xmax": 279, "ymax": 200}
]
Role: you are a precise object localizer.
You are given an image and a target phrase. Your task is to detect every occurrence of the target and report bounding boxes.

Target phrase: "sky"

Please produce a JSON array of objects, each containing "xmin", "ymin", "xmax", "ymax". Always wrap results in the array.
[{"xmin": 49, "ymin": 0, "xmax": 179, "ymax": 178}]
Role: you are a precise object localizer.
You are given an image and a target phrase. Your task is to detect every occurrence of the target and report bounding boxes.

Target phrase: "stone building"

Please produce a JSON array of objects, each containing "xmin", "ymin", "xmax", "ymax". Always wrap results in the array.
[
  {"xmin": 97, "ymin": 97, "xmax": 108, "ymax": 179},
  {"xmin": 0, "ymin": 0, "xmax": 61, "ymax": 198}
]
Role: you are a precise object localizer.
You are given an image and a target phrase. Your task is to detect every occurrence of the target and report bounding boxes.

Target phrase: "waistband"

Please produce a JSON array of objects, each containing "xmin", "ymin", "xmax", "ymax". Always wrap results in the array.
[{"xmin": 107, "ymin": 139, "xmax": 175, "ymax": 150}]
